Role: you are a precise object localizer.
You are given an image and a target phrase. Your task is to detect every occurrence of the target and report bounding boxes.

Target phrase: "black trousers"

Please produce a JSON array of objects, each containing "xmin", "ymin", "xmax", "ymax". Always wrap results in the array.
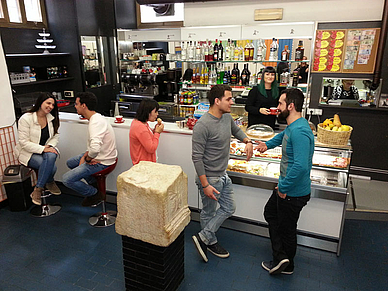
[{"xmin": 264, "ymin": 190, "xmax": 310, "ymax": 267}]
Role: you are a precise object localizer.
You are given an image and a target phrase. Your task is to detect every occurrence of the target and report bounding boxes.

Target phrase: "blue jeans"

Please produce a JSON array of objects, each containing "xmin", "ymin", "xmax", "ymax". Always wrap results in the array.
[
  {"xmin": 28, "ymin": 152, "xmax": 58, "ymax": 188},
  {"xmin": 62, "ymin": 153, "xmax": 108, "ymax": 197},
  {"xmin": 195, "ymin": 173, "xmax": 236, "ymax": 245}
]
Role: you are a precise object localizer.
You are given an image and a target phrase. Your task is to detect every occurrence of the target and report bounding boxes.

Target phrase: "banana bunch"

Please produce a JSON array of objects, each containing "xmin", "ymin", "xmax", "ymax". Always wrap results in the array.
[{"xmin": 322, "ymin": 114, "xmax": 351, "ymax": 132}]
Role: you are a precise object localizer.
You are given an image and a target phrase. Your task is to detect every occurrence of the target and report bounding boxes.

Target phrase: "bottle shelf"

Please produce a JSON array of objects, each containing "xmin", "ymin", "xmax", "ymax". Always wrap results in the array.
[
  {"xmin": 174, "ymin": 60, "xmax": 309, "ymax": 64},
  {"xmin": 11, "ymin": 77, "xmax": 74, "ymax": 87}
]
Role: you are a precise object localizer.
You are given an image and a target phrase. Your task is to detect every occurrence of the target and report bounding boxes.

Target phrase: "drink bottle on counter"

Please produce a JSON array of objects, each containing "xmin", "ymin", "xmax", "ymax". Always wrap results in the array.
[
  {"xmin": 225, "ymin": 39, "xmax": 231, "ymax": 61},
  {"xmin": 244, "ymin": 41, "xmax": 250, "ymax": 61},
  {"xmin": 231, "ymin": 63, "xmax": 240, "ymax": 85},
  {"xmin": 280, "ymin": 69, "xmax": 290, "ymax": 86},
  {"xmin": 208, "ymin": 41, "xmax": 214, "ymax": 61},
  {"xmin": 295, "ymin": 41, "xmax": 304, "ymax": 61}
]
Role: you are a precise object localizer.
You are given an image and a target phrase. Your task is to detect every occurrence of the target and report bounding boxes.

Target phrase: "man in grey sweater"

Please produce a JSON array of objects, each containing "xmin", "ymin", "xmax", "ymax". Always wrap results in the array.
[{"xmin": 192, "ymin": 84, "xmax": 253, "ymax": 262}]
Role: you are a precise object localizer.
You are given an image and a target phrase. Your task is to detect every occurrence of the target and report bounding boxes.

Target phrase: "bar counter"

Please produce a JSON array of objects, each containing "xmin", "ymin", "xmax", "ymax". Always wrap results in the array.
[{"xmin": 56, "ymin": 112, "xmax": 349, "ymax": 255}]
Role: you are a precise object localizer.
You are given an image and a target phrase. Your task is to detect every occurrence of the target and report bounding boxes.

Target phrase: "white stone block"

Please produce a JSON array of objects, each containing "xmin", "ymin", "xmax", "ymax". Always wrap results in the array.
[{"xmin": 115, "ymin": 161, "xmax": 191, "ymax": 247}]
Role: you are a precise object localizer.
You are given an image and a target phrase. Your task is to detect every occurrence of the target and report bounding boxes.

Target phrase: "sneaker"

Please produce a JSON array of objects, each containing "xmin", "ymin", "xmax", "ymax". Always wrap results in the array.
[
  {"xmin": 281, "ymin": 264, "xmax": 294, "ymax": 275},
  {"xmin": 261, "ymin": 259, "xmax": 290, "ymax": 275},
  {"xmin": 207, "ymin": 242, "xmax": 230, "ymax": 258},
  {"xmin": 82, "ymin": 191, "xmax": 104, "ymax": 207},
  {"xmin": 30, "ymin": 187, "xmax": 43, "ymax": 205},
  {"xmin": 192, "ymin": 234, "xmax": 208, "ymax": 262},
  {"xmin": 45, "ymin": 181, "xmax": 61, "ymax": 195}
]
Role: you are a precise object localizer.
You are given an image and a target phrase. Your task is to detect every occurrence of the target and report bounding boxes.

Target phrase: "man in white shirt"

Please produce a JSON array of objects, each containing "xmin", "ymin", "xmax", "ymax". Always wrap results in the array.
[{"xmin": 62, "ymin": 92, "xmax": 117, "ymax": 207}]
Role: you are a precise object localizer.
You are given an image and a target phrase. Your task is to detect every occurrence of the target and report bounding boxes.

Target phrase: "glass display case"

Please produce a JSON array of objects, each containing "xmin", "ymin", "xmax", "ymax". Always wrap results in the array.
[{"xmin": 226, "ymin": 136, "xmax": 352, "ymax": 255}]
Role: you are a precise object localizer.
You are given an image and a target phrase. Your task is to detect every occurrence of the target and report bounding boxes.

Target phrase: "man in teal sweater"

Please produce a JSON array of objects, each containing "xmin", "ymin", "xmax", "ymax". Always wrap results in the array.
[
  {"xmin": 256, "ymin": 88, "xmax": 314, "ymax": 275},
  {"xmin": 192, "ymin": 84, "xmax": 253, "ymax": 262}
]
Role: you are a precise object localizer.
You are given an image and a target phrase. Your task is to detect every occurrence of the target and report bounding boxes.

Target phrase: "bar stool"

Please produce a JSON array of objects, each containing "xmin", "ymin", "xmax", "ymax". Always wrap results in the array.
[
  {"xmin": 30, "ymin": 169, "xmax": 61, "ymax": 217},
  {"xmin": 89, "ymin": 159, "xmax": 118, "ymax": 227}
]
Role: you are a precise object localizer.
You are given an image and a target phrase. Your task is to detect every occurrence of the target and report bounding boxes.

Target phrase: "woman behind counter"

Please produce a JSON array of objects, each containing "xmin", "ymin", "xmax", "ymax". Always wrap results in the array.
[
  {"xmin": 129, "ymin": 99, "xmax": 164, "ymax": 165},
  {"xmin": 245, "ymin": 66, "xmax": 279, "ymax": 129},
  {"xmin": 332, "ymin": 79, "xmax": 359, "ymax": 100},
  {"xmin": 15, "ymin": 92, "xmax": 61, "ymax": 205}
]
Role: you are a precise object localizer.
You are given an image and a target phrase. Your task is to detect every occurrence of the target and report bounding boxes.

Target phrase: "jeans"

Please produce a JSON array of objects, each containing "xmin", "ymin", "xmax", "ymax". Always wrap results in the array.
[
  {"xmin": 195, "ymin": 173, "xmax": 236, "ymax": 245},
  {"xmin": 62, "ymin": 153, "xmax": 108, "ymax": 197},
  {"xmin": 264, "ymin": 189, "xmax": 310, "ymax": 268},
  {"xmin": 28, "ymin": 152, "xmax": 58, "ymax": 188}
]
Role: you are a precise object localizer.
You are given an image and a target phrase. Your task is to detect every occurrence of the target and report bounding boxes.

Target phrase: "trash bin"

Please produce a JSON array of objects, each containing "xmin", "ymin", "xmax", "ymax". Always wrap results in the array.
[{"xmin": 2, "ymin": 165, "xmax": 33, "ymax": 211}]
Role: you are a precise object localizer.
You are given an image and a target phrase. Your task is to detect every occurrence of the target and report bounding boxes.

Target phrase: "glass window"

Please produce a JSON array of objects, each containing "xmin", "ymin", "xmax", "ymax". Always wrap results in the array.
[
  {"xmin": 0, "ymin": 3, "xmax": 4, "ymax": 18},
  {"xmin": 6, "ymin": 0, "xmax": 22, "ymax": 23},
  {"xmin": 24, "ymin": 0, "xmax": 42, "ymax": 22}
]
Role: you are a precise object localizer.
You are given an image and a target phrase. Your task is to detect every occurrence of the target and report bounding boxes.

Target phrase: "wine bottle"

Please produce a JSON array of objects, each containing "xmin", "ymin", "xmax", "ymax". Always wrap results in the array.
[
  {"xmin": 213, "ymin": 39, "xmax": 219, "ymax": 61},
  {"xmin": 219, "ymin": 40, "xmax": 224, "ymax": 61}
]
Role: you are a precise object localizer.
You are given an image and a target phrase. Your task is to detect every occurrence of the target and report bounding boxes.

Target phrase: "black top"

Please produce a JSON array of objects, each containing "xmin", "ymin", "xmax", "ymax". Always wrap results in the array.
[
  {"xmin": 39, "ymin": 124, "xmax": 49, "ymax": 146},
  {"xmin": 299, "ymin": 65, "xmax": 309, "ymax": 84},
  {"xmin": 245, "ymin": 86, "xmax": 278, "ymax": 129}
]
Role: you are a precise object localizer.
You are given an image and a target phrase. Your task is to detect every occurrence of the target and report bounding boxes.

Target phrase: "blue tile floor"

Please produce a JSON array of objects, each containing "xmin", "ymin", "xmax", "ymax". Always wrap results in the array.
[{"xmin": 0, "ymin": 193, "xmax": 387, "ymax": 291}]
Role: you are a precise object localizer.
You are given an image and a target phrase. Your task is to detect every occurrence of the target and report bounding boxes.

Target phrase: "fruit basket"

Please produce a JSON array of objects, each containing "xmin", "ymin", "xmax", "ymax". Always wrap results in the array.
[{"xmin": 317, "ymin": 123, "xmax": 353, "ymax": 146}]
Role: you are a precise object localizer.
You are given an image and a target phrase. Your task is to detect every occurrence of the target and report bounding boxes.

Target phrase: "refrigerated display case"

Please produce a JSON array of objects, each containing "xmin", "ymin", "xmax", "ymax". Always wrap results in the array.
[{"xmin": 226, "ymin": 137, "xmax": 352, "ymax": 255}]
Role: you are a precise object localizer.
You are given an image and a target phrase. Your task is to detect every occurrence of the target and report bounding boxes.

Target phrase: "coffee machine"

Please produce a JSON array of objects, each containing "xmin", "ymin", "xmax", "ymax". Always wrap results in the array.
[{"xmin": 122, "ymin": 73, "xmax": 159, "ymax": 97}]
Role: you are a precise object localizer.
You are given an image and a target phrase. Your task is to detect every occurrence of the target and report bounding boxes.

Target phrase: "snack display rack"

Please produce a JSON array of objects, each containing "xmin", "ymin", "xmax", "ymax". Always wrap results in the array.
[{"xmin": 225, "ymin": 136, "xmax": 352, "ymax": 255}]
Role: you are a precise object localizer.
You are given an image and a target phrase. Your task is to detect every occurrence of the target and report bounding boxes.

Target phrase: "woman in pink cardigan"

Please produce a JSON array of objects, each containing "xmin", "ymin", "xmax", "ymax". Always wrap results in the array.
[{"xmin": 129, "ymin": 99, "xmax": 164, "ymax": 165}]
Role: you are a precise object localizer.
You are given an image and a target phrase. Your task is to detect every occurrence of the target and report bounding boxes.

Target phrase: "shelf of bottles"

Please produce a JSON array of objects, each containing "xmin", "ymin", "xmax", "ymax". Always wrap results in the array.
[{"xmin": 171, "ymin": 38, "xmax": 309, "ymax": 90}]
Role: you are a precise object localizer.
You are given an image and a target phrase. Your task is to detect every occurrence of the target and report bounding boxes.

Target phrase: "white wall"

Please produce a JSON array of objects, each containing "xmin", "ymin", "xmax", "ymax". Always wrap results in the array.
[
  {"xmin": 0, "ymin": 39, "xmax": 16, "ymax": 128},
  {"xmin": 184, "ymin": 0, "xmax": 384, "ymax": 27}
]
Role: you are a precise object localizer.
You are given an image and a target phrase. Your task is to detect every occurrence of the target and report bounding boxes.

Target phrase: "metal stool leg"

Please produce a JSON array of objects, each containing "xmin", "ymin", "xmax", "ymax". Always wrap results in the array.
[
  {"xmin": 89, "ymin": 200, "xmax": 117, "ymax": 227},
  {"xmin": 30, "ymin": 190, "xmax": 61, "ymax": 217}
]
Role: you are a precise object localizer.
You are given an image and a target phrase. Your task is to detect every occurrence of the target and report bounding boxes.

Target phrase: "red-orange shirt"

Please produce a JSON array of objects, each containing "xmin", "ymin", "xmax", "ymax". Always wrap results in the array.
[{"xmin": 129, "ymin": 119, "xmax": 160, "ymax": 165}]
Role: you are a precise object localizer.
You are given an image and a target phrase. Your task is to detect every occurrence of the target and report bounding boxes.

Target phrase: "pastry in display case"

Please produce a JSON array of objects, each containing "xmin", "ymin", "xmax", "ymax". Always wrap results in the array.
[{"xmin": 228, "ymin": 137, "xmax": 352, "ymax": 190}]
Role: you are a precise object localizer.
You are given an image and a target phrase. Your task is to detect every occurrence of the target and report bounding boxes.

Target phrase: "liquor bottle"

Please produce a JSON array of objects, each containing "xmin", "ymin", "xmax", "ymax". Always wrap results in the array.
[
  {"xmin": 229, "ymin": 40, "xmax": 235, "ymax": 61},
  {"xmin": 225, "ymin": 39, "xmax": 231, "ymax": 61},
  {"xmin": 204, "ymin": 65, "xmax": 209, "ymax": 84},
  {"xmin": 244, "ymin": 41, "xmax": 250, "ymax": 61},
  {"xmin": 188, "ymin": 41, "xmax": 194, "ymax": 61},
  {"xmin": 204, "ymin": 39, "xmax": 209, "ymax": 61},
  {"xmin": 181, "ymin": 41, "xmax": 187, "ymax": 61},
  {"xmin": 196, "ymin": 41, "xmax": 202, "ymax": 61},
  {"xmin": 219, "ymin": 40, "xmax": 224, "ymax": 61},
  {"xmin": 292, "ymin": 68, "xmax": 299, "ymax": 87},
  {"xmin": 295, "ymin": 40, "xmax": 304, "ymax": 61},
  {"xmin": 213, "ymin": 39, "xmax": 219, "ymax": 61},
  {"xmin": 280, "ymin": 69, "xmax": 290, "ymax": 86},
  {"xmin": 256, "ymin": 39, "xmax": 266, "ymax": 61},
  {"xmin": 241, "ymin": 63, "xmax": 251, "ymax": 86},
  {"xmin": 223, "ymin": 66, "xmax": 229, "ymax": 84},
  {"xmin": 196, "ymin": 65, "xmax": 201, "ymax": 84},
  {"xmin": 234, "ymin": 41, "xmax": 239, "ymax": 61},
  {"xmin": 248, "ymin": 40, "xmax": 254, "ymax": 61},
  {"xmin": 192, "ymin": 65, "xmax": 196, "ymax": 83},
  {"xmin": 231, "ymin": 63, "xmax": 240, "ymax": 85},
  {"xmin": 238, "ymin": 41, "xmax": 244, "ymax": 61},
  {"xmin": 281, "ymin": 45, "xmax": 289, "ymax": 61},
  {"xmin": 269, "ymin": 38, "xmax": 278, "ymax": 61},
  {"xmin": 208, "ymin": 41, "xmax": 214, "ymax": 61},
  {"xmin": 200, "ymin": 65, "xmax": 205, "ymax": 84},
  {"xmin": 257, "ymin": 68, "xmax": 263, "ymax": 84}
]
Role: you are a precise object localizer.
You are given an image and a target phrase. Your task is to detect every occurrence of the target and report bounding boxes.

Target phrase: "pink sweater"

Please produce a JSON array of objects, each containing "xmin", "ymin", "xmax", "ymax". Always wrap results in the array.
[{"xmin": 129, "ymin": 119, "xmax": 160, "ymax": 165}]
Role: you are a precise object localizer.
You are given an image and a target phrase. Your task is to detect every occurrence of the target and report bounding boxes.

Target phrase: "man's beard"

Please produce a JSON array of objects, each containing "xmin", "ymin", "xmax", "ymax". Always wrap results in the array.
[{"xmin": 277, "ymin": 108, "xmax": 289, "ymax": 123}]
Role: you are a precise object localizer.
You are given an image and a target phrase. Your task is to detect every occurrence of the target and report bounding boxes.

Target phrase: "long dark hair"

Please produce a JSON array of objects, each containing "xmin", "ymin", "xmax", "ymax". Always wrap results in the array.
[
  {"xmin": 135, "ymin": 99, "xmax": 159, "ymax": 122},
  {"xmin": 29, "ymin": 92, "xmax": 60, "ymax": 134},
  {"xmin": 258, "ymin": 66, "xmax": 279, "ymax": 98}
]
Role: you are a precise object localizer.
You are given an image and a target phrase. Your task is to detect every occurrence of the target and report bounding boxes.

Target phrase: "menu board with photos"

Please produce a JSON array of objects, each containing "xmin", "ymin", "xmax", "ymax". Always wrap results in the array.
[
  {"xmin": 342, "ymin": 28, "xmax": 380, "ymax": 73},
  {"xmin": 313, "ymin": 30, "xmax": 346, "ymax": 73}
]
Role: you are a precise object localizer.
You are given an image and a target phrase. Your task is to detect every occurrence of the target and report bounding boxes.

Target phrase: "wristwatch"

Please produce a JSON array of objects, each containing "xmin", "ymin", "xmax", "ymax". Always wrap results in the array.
[{"xmin": 245, "ymin": 140, "xmax": 253, "ymax": 144}]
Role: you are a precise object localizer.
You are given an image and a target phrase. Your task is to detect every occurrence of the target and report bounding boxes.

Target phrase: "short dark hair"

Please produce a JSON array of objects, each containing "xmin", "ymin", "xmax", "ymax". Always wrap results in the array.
[
  {"xmin": 208, "ymin": 84, "xmax": 232, "ymax": 106},
  {"xmin": 135, "ymin": 99, "xmax": 160, "ymax": 122},
  {"xmin": 77, "ymin": 92, "xmax": 98, "ymax": 111},
  {"xmin": 281, "ymin": 88, "xmax": 305, "ymax": 112},
  {"xmin": 29, "ymin": 92, "xmax": 60, "ymax": 134}
]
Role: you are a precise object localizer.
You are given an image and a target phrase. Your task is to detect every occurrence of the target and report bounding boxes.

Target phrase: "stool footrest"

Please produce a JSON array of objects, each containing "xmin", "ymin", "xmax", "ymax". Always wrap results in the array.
[
  {"xmin": 89, "ymin": 210, "xmax": 117, "ymax": 227},
  {"xmin": 30, "ymin": 204, "xmax": 61, "ymax": 217}
]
